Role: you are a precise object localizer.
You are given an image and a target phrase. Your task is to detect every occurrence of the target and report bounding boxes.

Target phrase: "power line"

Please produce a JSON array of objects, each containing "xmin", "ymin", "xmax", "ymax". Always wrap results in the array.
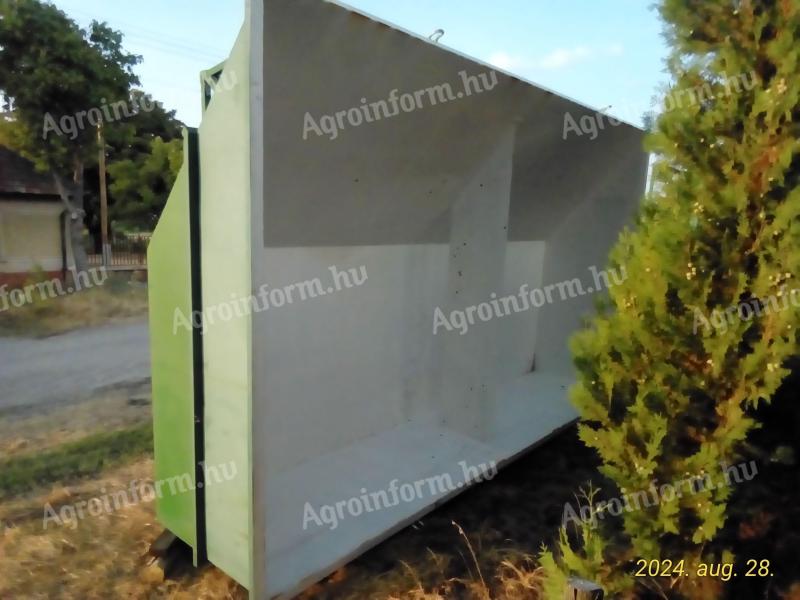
[
  {"xmin": 55, "ymin": 2, "xmax": 229, "ymax": 62},
  {"xmin": 124, "ymin": 32, "xmax": 225, "ymax": 64}
]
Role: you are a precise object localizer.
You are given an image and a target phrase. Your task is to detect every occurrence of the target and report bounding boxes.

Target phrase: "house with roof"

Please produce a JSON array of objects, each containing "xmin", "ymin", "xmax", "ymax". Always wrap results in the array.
[{"xmin": 0, "ymin": 145, "xmax": 72, "ymax": 286}]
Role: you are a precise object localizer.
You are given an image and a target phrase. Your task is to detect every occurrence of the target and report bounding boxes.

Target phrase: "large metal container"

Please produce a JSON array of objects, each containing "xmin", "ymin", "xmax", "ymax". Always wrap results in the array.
[{"xmin": 148, "ymin": 1, "xmax": 649, "ymax": 597}]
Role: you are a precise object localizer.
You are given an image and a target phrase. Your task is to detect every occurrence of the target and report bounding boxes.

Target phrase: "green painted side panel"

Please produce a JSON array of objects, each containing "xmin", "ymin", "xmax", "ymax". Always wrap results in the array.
[
  {"xmin": 199, "ymin": 15, "xmax": 254, "ymax": 589},
  {"xmin": 147, "ymin": 140, "xmax": 197, "ymax": 553}
]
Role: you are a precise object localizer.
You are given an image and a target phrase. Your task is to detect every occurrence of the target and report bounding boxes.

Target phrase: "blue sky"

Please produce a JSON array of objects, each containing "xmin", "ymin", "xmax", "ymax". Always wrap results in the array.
[{"xmin": 53, "ymin": 0, "xmax": 669, "ymax": 127}]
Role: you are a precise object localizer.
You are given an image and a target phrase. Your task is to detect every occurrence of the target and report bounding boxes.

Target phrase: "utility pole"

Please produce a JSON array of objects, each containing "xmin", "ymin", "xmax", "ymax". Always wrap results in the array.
[{"xmin": 97, "ymin": 123, "xmax": 110, "ymax": 267}]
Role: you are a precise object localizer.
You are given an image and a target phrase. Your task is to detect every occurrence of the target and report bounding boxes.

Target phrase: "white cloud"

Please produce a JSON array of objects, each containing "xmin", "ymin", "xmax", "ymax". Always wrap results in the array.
[
  {"xmin": 536, "ymin": 46, "xmax": 591, "ymax": 69},
  {"xmin": 487, "ymin": 43, "xmax": 625, "ymax": 74},
  {"xmin": 487, "ymin": 51, "xmax": 526, "ymax": 71}
]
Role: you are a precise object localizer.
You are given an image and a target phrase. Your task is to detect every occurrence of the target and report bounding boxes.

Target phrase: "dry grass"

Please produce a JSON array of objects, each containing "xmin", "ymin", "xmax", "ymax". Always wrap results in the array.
[
  {"xmin": 0, "ymin": 431, "xmax": 587, "ymax": 600},
  {"xmin": 0, "ymin": 464, "xmax": 549, "ymax": 600},
  {"xmin": 384, "ymin": 550, "xmax": 545, "ymax": 600},
  {"xmin": 0, "ymin": 380, "xmax": 152, "ymax": 458},
  {"xmin": 0, "ymin": 272, "xmax": 148, "ymax": 338},
  {"xmin": 0, "ymin": 459, "xmax": 247, "ymax": 600},
  {"xmin": 298, "ymin": 544, "xmax": 545, "ymax": 600}
]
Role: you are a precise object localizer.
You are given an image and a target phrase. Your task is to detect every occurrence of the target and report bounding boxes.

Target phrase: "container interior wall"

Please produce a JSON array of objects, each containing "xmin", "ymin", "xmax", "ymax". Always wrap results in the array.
[{"xmin": 250, "ymin": 0, "xmax": 649, "ymax": 596}]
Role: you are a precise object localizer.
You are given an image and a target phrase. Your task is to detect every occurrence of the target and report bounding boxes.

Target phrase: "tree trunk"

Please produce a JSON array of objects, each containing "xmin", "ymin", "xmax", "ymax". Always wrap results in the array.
[
  {"xmin": 71, "ymin": 157, "xmax": 89, "ymax": 272},
  {"xmin": 51, "ymin": 160, "xmax": 89, "ymax": 274}
]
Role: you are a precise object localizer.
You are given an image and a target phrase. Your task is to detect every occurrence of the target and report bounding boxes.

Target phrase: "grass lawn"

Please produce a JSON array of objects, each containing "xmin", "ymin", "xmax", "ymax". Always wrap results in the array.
[
  {"xmin": 0, "ymin": 423, "xmax": 153, "ymax": 500},
  {"xmin": 0, "ymin": 271, "xmax": 148, "ymax": 338}
]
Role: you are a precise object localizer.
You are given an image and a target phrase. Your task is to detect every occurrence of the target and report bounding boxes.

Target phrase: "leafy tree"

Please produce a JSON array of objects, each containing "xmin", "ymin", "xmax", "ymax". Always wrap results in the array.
[
  {"xmin": 100, "ymin": 89, "xmax": 182, "ymax": 166},
  {"xmin": 82, "ymin": 90, "xmax": 183, "ymax": 241},
  {"xmin": 107, "ymin": 135, "xmax": 182, "ymax": 230},
  {"xmin": 541, "ymin": 1, "xmax": 800, "ymax": 598},
  {"xmin": 0, "ymin": 0, "xmax": 140, "ymax": 271}
]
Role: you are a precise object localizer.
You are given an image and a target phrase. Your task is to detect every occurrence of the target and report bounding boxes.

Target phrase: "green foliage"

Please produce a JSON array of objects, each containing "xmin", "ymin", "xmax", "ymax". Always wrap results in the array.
[
  {"xmin": 541, "ymin": 1, "xmax": 800, "ymax": 598},
  {"xmin": 539, "ymin": 487, "xmax": 634, "ymax": 598},
  {"xmin": 83, "ymin": 90, "xmax": 183, "ymax": 234},
  {"xmin": 0, "ymin": 0, "xmax": 143, "ymax": 270},
  {"xmin": 0, "ymin": 1, "xmax": 184, "ymax": 240},
  {"xmin": 0, "ymin": 0, "xmax": 140, "ymax": 173},
  {"xmin": 111, "ymin": 89, "xmax": 183, "ymax": 159},
  {"xmin": 107, "ymin": 136, "xmax": 183, "ymax": 229}
]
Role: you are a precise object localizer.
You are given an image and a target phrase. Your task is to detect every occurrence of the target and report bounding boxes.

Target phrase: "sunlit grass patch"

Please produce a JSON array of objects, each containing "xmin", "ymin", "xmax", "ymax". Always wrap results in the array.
[
  {"xmin": 0, "ymin": 271, "xmax": 148, "ymax": 337},
  {"xmin": 0, "ymin": 423, "xmax": 153, "ymax": 500}
]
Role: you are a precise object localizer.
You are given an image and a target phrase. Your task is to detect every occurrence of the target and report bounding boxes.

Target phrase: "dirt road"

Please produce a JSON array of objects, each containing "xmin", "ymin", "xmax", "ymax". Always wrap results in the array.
[{"xmin": 0, "ymin": 320, "xmax": 150, "ymax": 413}]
